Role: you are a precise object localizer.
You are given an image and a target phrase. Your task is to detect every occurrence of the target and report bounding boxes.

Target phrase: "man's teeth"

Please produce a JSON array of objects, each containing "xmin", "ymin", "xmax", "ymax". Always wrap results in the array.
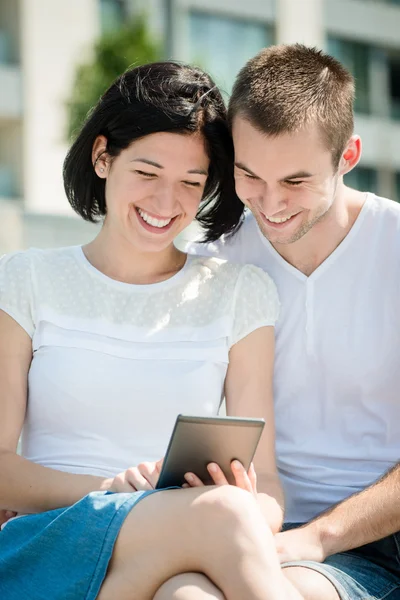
[
  {"xmin": 138, "ymin": 209, "xmax": 172, "ymax": 228},
  {"xmin": 266, "ymin": 214, "xmax": 296, "ymax": 223}
]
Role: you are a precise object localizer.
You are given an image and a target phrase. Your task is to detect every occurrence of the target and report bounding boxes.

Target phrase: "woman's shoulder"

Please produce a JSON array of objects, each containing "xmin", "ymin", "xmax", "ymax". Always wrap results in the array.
[{"xmin": 0, "ymin": 245, "xmax": 78, "ymax": 272}]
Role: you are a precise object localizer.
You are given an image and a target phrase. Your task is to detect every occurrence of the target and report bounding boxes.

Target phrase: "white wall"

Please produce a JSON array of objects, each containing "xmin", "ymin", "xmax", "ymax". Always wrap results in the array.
[
  {"xmin": 20, "ymin": 0, "xmax": 100, "ymax": 214},
  {"xmin": 277, "ymin": 0, "xmax": 324, "ymax": 48}
]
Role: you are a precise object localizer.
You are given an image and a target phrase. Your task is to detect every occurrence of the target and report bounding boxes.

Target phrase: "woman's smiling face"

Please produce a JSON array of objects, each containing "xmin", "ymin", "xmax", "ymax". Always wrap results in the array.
[{"xmin": 94, "ymin": 132, "xmax": 210, "ymax": 253}]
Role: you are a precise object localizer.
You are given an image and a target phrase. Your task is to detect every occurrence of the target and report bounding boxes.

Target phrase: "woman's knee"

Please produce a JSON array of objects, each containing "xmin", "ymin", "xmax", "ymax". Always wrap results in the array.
[{"xmin": 194, "ymin": 485, "xmax": 262, "ymax": 536}]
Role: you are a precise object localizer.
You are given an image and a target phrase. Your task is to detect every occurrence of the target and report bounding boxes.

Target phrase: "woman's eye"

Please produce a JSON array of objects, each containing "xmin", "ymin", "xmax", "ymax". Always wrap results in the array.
[{"xmin": 135, "ymin": 170, "xmax": 156, "ymax": 178}]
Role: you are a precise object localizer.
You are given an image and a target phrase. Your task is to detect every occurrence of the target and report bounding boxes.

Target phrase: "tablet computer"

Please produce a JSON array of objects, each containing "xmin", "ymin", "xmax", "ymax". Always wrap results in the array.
[{"xmin": 156, "ymin": 414, "xmax": 265, "ymax": 489}]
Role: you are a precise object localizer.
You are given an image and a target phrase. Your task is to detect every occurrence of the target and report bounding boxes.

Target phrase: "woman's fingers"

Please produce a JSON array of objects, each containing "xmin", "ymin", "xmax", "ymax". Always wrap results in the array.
[
  {"xmin": 125, "ymin": 466, "xmax": 153, "ymax": 491},
  {"xmin": 248, "ymin": 462, "xmax": 257, "ymax": 492},
  {"xmin": 137, "ymin": 461, "xmax": 160, "ymax": 488},
  {"xmin": 184, "ymin": 472, "xmax": 204, "ymax": 487},
  {"xmin": 208, "ymin": 463, "xmax": 229, "ymax": 485},
  {"xmin": 231, "ymin": 460, "xmax": 254, "ymax": 494},
  {"xmin": 109, "ymin": 471, "xmax": 138, "ymax": 492},
  {"xmin": 184, "ymin": 462, "xmax": 258, "ymax": 497}
]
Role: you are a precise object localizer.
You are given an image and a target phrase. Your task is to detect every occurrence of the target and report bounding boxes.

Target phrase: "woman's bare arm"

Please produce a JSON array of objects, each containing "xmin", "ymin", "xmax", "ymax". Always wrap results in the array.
[
  {"xmin": 225, "ymin": 326, "xmax": 284, "ymax": 533},
  {"xmin": 0, "ymin": 310, "xmax": 110, "ymax": 515}
]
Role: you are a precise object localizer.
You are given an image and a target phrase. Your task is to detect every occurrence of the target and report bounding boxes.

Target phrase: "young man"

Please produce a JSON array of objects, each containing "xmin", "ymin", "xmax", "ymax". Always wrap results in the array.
[{"xmin": 189, "ymin": 44, "xmax": 400, "ymax": 600}]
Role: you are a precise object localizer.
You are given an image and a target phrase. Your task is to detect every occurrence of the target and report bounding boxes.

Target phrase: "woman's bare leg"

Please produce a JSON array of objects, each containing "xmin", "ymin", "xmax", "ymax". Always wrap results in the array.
[
  {"xmin": 97, "ymin": 485, "xmax": 292, "ymax": 600},
  {"xmin": 153, "ymin": 573, "xmax": 225, "ymax": 600}
]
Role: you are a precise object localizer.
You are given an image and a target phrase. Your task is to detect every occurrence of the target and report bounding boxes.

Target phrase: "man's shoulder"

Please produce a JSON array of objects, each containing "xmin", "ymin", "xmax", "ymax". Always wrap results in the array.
[
  {"xmin": 369, "ymin": 193, "xmax": 400, "ymax": 216},
  {"xmin": 367, "ymin": 194, "xmax": 400, "ymax": 236}
]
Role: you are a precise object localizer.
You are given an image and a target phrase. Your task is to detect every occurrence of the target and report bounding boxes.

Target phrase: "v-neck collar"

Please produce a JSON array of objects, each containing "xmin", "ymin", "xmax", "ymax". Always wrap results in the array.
[{"xmin": 256, "ymin": 193, "xmax": 372, "ymax": 282}]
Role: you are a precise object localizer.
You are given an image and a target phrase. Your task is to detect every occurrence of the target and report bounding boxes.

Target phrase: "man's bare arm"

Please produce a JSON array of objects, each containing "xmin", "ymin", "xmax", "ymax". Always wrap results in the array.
[
  {"xmin": 275, "ymin": 462, "xmax": 400, "ymax": 564},
  {"xmin": 311, "ymin": 462, "xmax": 400, "ymax": 556}
]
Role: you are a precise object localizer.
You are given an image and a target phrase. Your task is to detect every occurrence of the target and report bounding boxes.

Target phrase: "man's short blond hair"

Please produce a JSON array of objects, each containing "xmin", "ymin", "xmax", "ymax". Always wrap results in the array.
[{"xmin": 229, "ymin": 44, "xmax": 355, "ymax": 167}]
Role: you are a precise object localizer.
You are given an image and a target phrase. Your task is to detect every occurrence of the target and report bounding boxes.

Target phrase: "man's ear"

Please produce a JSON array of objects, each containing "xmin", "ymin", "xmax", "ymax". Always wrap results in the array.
[
  {"xmin": 338, "ymin": 135, "xmax": 362, "ymax": 176},
  {"xmin": 92, "ymin": 135, "xmax": 110, "ymax": 179}
]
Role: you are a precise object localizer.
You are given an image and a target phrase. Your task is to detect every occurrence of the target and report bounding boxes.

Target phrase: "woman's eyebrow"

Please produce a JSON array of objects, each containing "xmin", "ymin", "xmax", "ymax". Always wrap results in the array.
[
  {"xmin": 131, "ymin": 158, "xmax": 207, "ymax": 176},
  {"xmin": 131, "ymin": 158, "xmax": 163, "ymax": 168}
]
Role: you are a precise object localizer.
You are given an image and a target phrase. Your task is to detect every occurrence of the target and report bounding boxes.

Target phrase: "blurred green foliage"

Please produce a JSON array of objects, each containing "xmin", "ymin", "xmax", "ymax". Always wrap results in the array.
[{"xmin": 66, "ymin": 16, "xmax": 161, "ymax": 140}]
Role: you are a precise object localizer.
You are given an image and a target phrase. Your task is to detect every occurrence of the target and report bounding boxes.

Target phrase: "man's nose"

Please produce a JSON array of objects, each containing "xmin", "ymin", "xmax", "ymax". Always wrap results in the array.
[{"xmin": 259, "ymin": 188, "xmax": 288, "ymax": 216}]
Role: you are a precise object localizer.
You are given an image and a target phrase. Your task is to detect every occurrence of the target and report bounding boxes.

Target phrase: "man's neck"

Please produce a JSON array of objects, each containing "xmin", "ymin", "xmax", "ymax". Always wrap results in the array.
[{"xmin": 271, "ymin": 188, "xmax": 367, "ymax": 277}]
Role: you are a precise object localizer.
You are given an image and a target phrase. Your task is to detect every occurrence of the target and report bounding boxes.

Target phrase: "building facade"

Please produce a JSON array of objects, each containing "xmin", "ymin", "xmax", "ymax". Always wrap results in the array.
[{"xmin": 1, "ymin": 0, "xmax": 400, "ymax": 253}]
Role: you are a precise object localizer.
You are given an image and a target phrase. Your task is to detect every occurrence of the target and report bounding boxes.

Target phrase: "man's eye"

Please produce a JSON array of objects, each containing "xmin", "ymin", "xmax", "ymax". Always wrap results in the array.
[
  {"xmin": 244, "ymin": 173, "xmax": 259, "ymax": 180},
  {"xmin": 286, "ymin": 180, "xmax": 303, "ymax": 186},
  {"xmin": 183, "ymin": 181, "xmax": 201, "ymax": 187}
]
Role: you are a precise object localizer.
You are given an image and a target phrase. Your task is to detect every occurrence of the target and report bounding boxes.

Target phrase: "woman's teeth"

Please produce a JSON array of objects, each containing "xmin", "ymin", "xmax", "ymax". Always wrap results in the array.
[{"xmin": 138, "ymin": 209, "xmax": 172, "ymax": 228}]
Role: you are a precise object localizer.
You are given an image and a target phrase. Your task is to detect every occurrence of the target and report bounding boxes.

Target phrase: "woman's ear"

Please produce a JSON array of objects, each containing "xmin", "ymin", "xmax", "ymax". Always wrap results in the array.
[
  {"xmin": 338, "ymin": 135, "xmax": 362, "ymax": 176},
  {"xmin": 92, "ymin": 135, "xmax": 110, "ymax": 178}
]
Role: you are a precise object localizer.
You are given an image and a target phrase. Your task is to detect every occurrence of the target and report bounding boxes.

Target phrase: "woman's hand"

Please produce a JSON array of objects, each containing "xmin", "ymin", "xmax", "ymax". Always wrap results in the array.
[
  {"xmin": 0, "ymin": 509, "xmax": 17, "ymax": 527},
  {"xmin": 102, "ymin": 459, "xmax": 163, "ymax": 493},
  {"xmin": 184, "ymin": 461, "xmax": 258, "ymax": 498}
]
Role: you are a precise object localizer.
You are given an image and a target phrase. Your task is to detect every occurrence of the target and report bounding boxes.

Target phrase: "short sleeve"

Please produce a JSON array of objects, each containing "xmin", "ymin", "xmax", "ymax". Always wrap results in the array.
[
  {"xmin": 0, "ymin": 251, "xmax": 35, "ymax": 337},
  {"xmin": 230, "ymin": 265, "xmax": 280, "ymax": 347}
]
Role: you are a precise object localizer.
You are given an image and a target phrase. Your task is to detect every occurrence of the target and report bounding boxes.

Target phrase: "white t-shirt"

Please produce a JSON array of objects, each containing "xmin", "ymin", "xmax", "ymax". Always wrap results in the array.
[
  {"xmin": 189, "ymin": 193, "xmax": 400, "ymax": 522},
  {"xmin": 0, "ymin": 246, "xmax": 279, "ymax": 480}
]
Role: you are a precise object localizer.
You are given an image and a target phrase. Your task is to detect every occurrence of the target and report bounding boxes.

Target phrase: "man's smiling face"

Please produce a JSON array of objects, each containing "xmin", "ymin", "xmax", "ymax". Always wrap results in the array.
[{"xmin": 232, "ymin": 116, "xmax": 341, "ymax": 245}]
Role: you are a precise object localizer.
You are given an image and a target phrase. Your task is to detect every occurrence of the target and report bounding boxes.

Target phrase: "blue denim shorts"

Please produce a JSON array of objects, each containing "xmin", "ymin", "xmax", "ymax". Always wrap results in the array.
[
  {"xmin": 0, "ymin": 489, "xmax": 159, "ymax": 600},
  {"xmin": 282, "ymin": 524, "xmax": 400, "ymax": 599}
]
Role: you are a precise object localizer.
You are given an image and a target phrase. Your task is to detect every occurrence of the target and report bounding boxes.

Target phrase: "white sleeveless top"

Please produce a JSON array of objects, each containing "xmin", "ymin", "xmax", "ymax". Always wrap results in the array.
[
  {"xmin": 0, "ymin": 247, "xmax": 279, "ymax": 479},
  {"xmin": 189, "ymin": 193, "xmax": 400, "ymax": 522}
]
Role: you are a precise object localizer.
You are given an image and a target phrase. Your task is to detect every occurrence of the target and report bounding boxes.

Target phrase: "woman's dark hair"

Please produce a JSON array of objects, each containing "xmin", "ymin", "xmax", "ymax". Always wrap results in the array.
[{"xmin": 63, "ymin": 61, "xmax": 244, "ymax": 242}]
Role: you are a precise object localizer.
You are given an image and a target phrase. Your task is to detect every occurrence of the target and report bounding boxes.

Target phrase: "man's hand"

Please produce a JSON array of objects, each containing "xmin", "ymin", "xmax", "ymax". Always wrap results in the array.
[{"xmin": 275, "ymin": 523, "xmax": 326, "ymax": 564}]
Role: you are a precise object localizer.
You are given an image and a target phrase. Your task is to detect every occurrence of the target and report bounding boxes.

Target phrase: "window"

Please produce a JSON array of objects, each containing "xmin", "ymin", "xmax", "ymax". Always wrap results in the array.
[
  {"xmin": 0, "ymin": 30, "xmax": 11, "ymax": 65},
  {"xmin": 395, "ymin": 172, "xmax": 400, "ymax": 202},
  {"xmin": 327, "ymin": 37, "xmax": 370, "ymax": 114},
  {"xmin": 99, "ymin": 0, "xmax": 126, "ymax": 33},
  {"xmin": 188, "ymin": 11, "xmax": 273, "ymax": 96},
  {"xmin": 388, "ymin": 54, "xmax": 400, "ymax": 120},
  {"xmin": 0, "ymin": 164, "xmax": 17, "ymax": 198},
  {"xmin": 344, "ymin": 167, "xmax": 378, "ymax": 194}
]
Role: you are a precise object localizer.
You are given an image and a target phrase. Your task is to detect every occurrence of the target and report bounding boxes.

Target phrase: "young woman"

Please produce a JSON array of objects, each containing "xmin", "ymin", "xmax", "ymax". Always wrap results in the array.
[{"xmin": 0, "ymin": 62, "xmax": 290, "ymax": 600}]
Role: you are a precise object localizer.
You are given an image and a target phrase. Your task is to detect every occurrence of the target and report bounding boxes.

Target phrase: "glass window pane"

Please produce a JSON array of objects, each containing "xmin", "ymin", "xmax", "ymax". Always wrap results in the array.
[
  {"xmin": 388, "ymin": 54, "xmax": 400, "ymax": 120},
  {"xmin": 100, "ymin": 0, "xmax": 125, "ymax": 33},
  {"xmin": 188, "ymin": 11, "xmax": 273, "ymax": 96},
  {"xmin": 344, "ymin": 166, "xmax": 378, "ymax": 194},
  {"xmin": 327, "ymin": 37, "xmax": 370, "ymax": 115},
  {"xmin": 395, "ymin": 173, "xmax": 400, "ymax": 202}
]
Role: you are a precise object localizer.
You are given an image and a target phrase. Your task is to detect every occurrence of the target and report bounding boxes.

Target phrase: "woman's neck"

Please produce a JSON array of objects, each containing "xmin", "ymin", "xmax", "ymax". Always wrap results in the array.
[{"xmin": 83, "ymin": 228, "xmax": 187, "ymax": 285}]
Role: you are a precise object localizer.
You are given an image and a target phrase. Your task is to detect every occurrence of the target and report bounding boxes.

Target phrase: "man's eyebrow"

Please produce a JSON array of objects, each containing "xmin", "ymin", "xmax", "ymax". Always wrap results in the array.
[
  {"xmin": 235, "ymin": 162, "xmax": 259, "ymax": 177},
  {"xmin": 281, "ymin": 171, "xmax": 313, "ymax": 180},
  {"xmin": 131, "ymin": 159, "xmax": 207, "ymax": 176}
]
